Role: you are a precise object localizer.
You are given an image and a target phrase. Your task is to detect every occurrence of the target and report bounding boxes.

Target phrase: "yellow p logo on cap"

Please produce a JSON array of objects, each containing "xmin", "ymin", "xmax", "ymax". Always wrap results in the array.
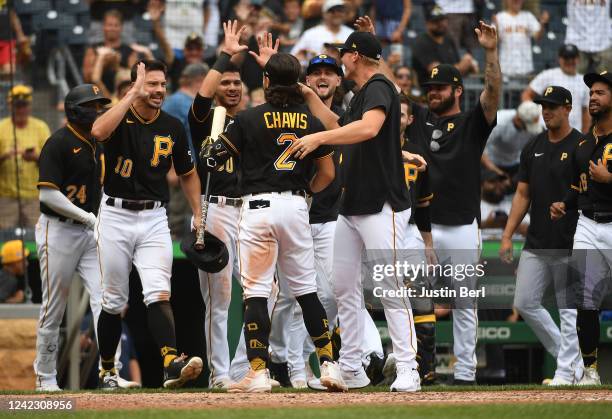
[
  {"xmin": 431, "ymin": 68, "xmax": 439, "ymax": 78},
  {"xmin": 544, "ymin": 87, "xmax": 553, "ymax": 96}
]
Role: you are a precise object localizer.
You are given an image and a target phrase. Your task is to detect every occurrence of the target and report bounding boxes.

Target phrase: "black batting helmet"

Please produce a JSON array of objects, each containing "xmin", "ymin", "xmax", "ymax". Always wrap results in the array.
[
  {"xmin": 180, "ymin": 230, "xmax": 229, "ymax": 273},
  {"xmin": 64, "ymin": 84, "xmax": 111, "ymax": 126}
]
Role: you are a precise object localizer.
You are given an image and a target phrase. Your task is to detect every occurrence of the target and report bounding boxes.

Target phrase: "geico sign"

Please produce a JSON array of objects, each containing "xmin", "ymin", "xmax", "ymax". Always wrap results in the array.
[{"xmin": 478, "ymin": 327, "xmax": 511, "ymax": 340}]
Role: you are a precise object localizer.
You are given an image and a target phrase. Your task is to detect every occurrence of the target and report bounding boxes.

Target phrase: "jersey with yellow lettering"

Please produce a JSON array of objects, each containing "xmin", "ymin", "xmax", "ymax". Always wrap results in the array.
[
  {"xmin": 38, "ymin": 124, "xmax": 104, "ymax": 216},
  {"xmin": 100, "ymin": 106, "xmax": 194, "ymax": 201},
  {"xmin": 219, "ymin": 103, "xmax": 332, "ymax": 195},
  {"xmin": 189, "ymin": 94, "xmax": 239, "ymax": 197},
  {"xmin": 567, "ymin": 130, "xmax": 612, "ymax": 212}
]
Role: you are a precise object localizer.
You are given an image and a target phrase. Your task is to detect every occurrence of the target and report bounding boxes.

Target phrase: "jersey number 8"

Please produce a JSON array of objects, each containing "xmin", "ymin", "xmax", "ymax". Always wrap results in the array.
[{"xmin": 274, "ymin": 133, "xmax": 298, "ymax": 171}]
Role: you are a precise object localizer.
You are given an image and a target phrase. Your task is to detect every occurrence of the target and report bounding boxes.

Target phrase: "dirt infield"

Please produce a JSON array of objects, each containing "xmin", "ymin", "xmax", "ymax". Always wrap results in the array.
[{"xmin": 2, "ymin": 389, "xmax": 610, "ymax": 410}]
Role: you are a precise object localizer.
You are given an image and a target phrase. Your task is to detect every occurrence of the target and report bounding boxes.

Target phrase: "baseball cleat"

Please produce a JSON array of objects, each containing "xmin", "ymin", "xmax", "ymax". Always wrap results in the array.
[
  {"xmin": 319, "ymin": 361, "xmax": 348, "ymax": 392},
  {"xmin": 209, "ymin": 377, "xmax": 232, "ymax": 390},
  {"xmin": 99, "ymin": 370, "xmax": 120, "ymax": 391},
  {"xmin": 578, "ymin": 366, "xmax": 601, "ymax": 386},
  {"xmin": 116, "ymin": 376, "xmax": 141, "ymax": 389},
  {"xmin": 452, "ymin": 378, "xmax": 476, "ymax": 386},
  {"xmin": 340, "ymin": 366, "xmax": 370, "ymax": 389},
  {"xmin": 35, "ymin": 376, "xmax": 61, "ymax": 392},
  {"xmin": 269, "ymin": 361, "xmax": 291, "ymax": 387},
  {"xmin": 289, "ymin": 368, "xmax": 307, "ymax": 389},
  {"xmin": 228, "ymin": 368, "xmax": 272, "ymax": 393},
  {"xmin": 382, "ymin": 352, "xmax": 397, "ymax": 384},
  {"xmin": 365, "ymin": 353, "xmax": 385, "ymax": 385},
  {"xmin": 544, "ymin": 376, "xmax": 574, "ymax": 386},
  {"xmin": 390, "ymin": 367, "xmax": 421, "ymax": 392},
  {"xmin": 163, "ymin": 354, "xmax": 203, "ymax": 389},
  {"xmin": 307, "ymin": 377, "xmax": 327, "ymax": 391}
]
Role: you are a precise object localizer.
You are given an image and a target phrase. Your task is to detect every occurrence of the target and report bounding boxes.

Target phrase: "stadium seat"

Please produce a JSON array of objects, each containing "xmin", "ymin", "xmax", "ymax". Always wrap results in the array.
[
  {"xmin": 58, "ymin": 25, "xmax": 88, "ymax": 46},
  {"xmin": 14, "ymin": 0, "xmax": 52, "ymax": 15},
  {"xmin": 55, "ymin": 0, "xmax": 89, "ymax": 14},
  {"xmin": 32, "ymin": 10, "xmax": 77, "ymax": 32}
]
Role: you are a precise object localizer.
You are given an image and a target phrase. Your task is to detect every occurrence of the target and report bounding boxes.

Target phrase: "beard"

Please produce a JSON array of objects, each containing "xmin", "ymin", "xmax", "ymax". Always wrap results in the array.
[
  {"xmin": 428, "ymin": 93, "xmax": 455, "ymax": 115},
  {"xmin": 590, "ymin": 103, "xmax": 612, "ymax": 121},
  {"xmin": 316, "ymin": 89, "xmax": 334, "ymax": 101}
]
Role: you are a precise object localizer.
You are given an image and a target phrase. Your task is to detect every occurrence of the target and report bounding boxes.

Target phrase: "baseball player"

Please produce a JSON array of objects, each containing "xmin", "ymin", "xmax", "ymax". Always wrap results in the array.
[
  {"xmin": 203, "ymin": 47, "xmax": 343, "ymax": 392},
  {"xmin": 34, "ymin": 84, "xmax": 138, "ymax": 391},
  {"xmin": 405, "ymin": 22, "xmax": 501, "ymax": 385},
  {"xmin": 189, "ymin": 20, "xmax": 247, "ymax": 390},
  {"xmin": 91, "ymin": 60, "xmax": 203, "ymax": 389},
  {"xmin": 289, "ymin": 31, "xmax": 425, "ymax": 392},
  {"xmin": 500, "ymin": 86, "xmax": 584, "ymax": 385},
  {"xmin": 551, "ymin": 70, "xmax": 612, "ymax": 385}
]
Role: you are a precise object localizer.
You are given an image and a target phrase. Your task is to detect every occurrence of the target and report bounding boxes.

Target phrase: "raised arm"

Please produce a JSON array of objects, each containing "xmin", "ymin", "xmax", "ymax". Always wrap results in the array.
[
  {"xmin": 149, "ymin": 0, "xmax": 174, "ymax": 66},
  {"xmin": 91, "ymin": 62, "xmax": 147, "ymax": 141},
  {"xmin": 476, "ymin": 21, "xmax": 501, "ymax": 125}
]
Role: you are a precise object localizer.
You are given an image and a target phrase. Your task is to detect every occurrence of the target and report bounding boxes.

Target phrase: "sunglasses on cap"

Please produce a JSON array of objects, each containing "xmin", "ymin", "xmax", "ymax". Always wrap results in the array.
[{"xmin": 310, "ymin": 55, "xmax": 338, "ymax": 67}]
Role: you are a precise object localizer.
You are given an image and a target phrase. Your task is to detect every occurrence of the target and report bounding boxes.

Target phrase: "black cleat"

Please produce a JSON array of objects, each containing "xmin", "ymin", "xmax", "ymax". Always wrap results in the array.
[
  {"xmin": 452, "ymin": 378, "xmax": 476, "ymax": 386},
  {"xmin": 269, "ymin": 361, "xmax": 291, "ymax": 387},
  {"xmin": 163, "ymin": 354, "xmax": 203, "ymax": 389},
  {"xmin": 365, "ymin": 353, "xmax": 385, "ymax": 385},
  {"xmin": 99, "ymin": 370, "xmax": 119, "ymax": 391}
]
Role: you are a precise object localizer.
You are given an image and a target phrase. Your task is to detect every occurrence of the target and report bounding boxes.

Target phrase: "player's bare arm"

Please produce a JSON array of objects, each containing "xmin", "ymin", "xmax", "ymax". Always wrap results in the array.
[
  {"xmin": 179, "ymin": 169, "xmax": 203, "ymax": 229},
  {"xmin": 500, "ymin": 182, "xmax": 531, "ymax": 263},
  {"xmin": 299, "ymin": 83, "xmax": 341, "ymax": 130},
  {"xmin": 589, "ymin": 158, "xmax": 612, "ymax": 183},
  {"xmin": 248, "ymin": 32, "xmax": 280, "ymax": 69},
  {"xmin": 289, "ymin": 108, "xmax": 386, "ymax": 159},
  {"xmin": 91, "ymin": 62, "xmax": 148, "ymax": 141},
  {"xmin": 197, "ymin": 20, "xmax": 247, "ymax": 99},
  {"xmin": 476, "ymin": 21, "xmax": 501, "ymax": 125},
  {"xmin": 310, "ymin": 154, "xmax": 335, "ymax": 193}
]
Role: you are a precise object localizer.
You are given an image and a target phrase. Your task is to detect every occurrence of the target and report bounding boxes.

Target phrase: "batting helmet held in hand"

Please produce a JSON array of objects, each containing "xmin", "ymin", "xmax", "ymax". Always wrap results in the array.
[
  {"xmin": 180, "ymin": 230, "xmax": 229, "ymax": 273},
  {"xmin": 65, "ymin": 84, "xmax": 111, "ymax": 127}
]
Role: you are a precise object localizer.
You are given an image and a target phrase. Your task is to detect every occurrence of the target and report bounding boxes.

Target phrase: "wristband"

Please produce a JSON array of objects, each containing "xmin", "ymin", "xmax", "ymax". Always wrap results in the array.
[{"xmin": 212, "ymin": 52, "xmax": 231, "ymax": 73}]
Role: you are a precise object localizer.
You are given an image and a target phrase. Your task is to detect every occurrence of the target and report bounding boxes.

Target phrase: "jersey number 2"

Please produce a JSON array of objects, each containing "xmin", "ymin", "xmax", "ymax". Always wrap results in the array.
[{"xmin": 274, "ymin": 133, "xmax": 298, "ymax": 171}]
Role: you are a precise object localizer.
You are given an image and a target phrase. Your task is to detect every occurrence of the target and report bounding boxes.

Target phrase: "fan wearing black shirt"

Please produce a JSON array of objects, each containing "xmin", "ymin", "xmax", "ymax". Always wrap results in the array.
[
  {"xmin": 550, "ymin": 71, "xmax": 612, "ymax": 386},
  {"xmin": 500, "ymin": 86, "xmax": 584, "ymax": 386},
  {"xmin": 406, "ymin": 21, "xmax": 500, "ymax": 385},
  {"xmin": 188, "ymin": 20, "xmax": 247, "ymax": 391},
  {"xmin": 289, "ymin": 31, "xmax": 427, "ymax": 392}
]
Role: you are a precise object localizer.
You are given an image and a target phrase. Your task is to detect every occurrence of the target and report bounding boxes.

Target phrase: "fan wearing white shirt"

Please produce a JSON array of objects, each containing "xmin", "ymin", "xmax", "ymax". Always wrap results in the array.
[
  {"xmin": 522, "ymin": 44, "xmax": 591, "ymax": 133},
  {"xmin": 493, "ymin": 0, "xmax": 548, "ymax": 77},
  {"xmin": 290, "ymin": 0, "xmax": 353, "ymax": 64}
]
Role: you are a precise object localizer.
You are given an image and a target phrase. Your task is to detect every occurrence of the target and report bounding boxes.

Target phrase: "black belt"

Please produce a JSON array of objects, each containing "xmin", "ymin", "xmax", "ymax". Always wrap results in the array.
[
  {"xmin": 57, "ymin": 216, "xmax": 83, "ymax": 225},
  {"xmin": 208, "ymin": 196, "xmax": 243, "ymax": 207},
  {"xmin": 106, "ymin": 197, "xmax": 165, "ymax": 211},
  {"xmin": 583, "ymin": 210, "xmax": 612, "ymax": 224},
  {"xmin": 252, "ymin": 190, "xmax": 307, "ymax": 198}
]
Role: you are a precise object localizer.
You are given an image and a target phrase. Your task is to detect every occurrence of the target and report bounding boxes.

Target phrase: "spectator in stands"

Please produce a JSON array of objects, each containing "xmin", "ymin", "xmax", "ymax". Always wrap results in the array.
[
  {"xmin": 436, "ymin": 0, "xmax": 478, "ymax": 52},
  {"xmin": 83, "ymin": 10, "xmax": 151, "ymax": 96},
  {"xmin": 565, "ymin": 0, "xmax": 612, "ymax": 74},
  {"xmin": 163, "ymin": 63, "xmax": 208, "ymax": 143},
  {"xmin": 480, "ymin": 170, "xmax": 528, "ymax": 234},
  {"xmin": 164, "ymin": 0, "xmax": 206, "ymax": 52},
  {"xmin": 494, "ymin": 0, "xmax": 547, "ymax": 77},
  {"xmin": 522, "ymin": 44, "xmax": 591, "ymax": 133},
  {"xmin": 167, "ymin": 33, "xmax": 207, "ymax": 92},
  {"xmin": 411, "ymin": 2, "xmax": 477, "ymax": 86},
  {"xmin": 250, "ymin": 87, "xmax": 265, "ymax": 107},
  {"xmin": 271, "ymin": 0, "xmax": 305, "ymax": 53},
  {"xmin": 88, "ymin": 0, "xmax": 145, "ymax": 44},
  {"xmin": 0, "ymin": 86, "xmax": 50, "ymax": 230},
  {"xmin": 394, "ymin": 65, "xmax": 422, "ymax": 102},
  {"xmin": 370, "ymin": 0, "xmax": 412, "ymax": 44},
  {"xmin": 290, "ymin": 0, "xmax": 353, "ymax": 64},
  {"xmin": 0, "ymin": 240, "xmax": 28, "ymax": 303},
  {"xmin": 0, "ymin": 0, "xmax": 30, "ymax": 76},
  {"xmin": 481, "ymin": 101, "xmax": 542, "ymax": 181}
]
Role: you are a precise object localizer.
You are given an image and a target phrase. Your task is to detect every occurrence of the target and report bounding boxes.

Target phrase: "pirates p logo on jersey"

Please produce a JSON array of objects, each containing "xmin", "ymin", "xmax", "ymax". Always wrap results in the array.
[
  {"xmin": 150, "ymin": 135, "xmax": 174, "ymax": 167},
  {"xmin": 447, "ymin": 122, "xmax": 455, "ymax": 132}
]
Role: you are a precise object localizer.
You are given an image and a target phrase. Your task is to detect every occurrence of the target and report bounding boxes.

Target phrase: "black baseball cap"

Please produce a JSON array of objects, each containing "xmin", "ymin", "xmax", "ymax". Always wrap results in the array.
[
  {"xmin": 584, "ymin": 70, "xmax": 612, "ymax": 88},
  {"xmin": 421, "ymin": 64, "xmax": 463, "ymax": 87},
  {"xmin": 185, "ymin": 32, "xmax": 204, "ymax": 49},
  {"xmin": 65, "ymin": 83, "xmax": 111, "ymax": 107},
  {"xmin": 306, "ymin": 54, "xmax": 343, "ymax": 76},
  {"xmin": 424, "ymin": 2, "xmax": 447, "ymax": 22},
  {"xmin": 558, "ymin": 44, "xmax": 579, "ymax": 59},
  {"xmin": 338, "ymin": 31, "xmax": 382, "ymax": 61},
  {"xmin": 533, "ymin": 85, "xmax": 572, "ymax": 106}
]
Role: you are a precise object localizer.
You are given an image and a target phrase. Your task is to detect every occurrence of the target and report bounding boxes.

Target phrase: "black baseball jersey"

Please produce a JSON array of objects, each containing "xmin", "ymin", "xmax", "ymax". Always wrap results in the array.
[
  {"xmin": 189, "ymin": 94, "xmax": 240, "ymax": 197},
  {"xmin": 402, "ymin": 139, "xmax": 433, "ymax": 224},
  {"xmin": 219, "ymin": 103, "xmax": 332, "ymax": 195},
  {"xmin": 408, "ymin": 100, "xmax": 496, "ymax": 225},
  {"xmin": 309, "ymin": 104, "xmax": 345, "ymax": 224},
  {"xmin": 100, "ymin": 106, "xmax": 195, "ymax": 202},
  {"xmin": 38, "ymin": 124, "xmax": 103, "ymax": 216},
  {"xmin": 517, "ymin": 129, "xmax": 582, "ymax": 250},
  {"xmin": 566, "ymin": 129, "xmax": 612, "ymax": 212},
  {"xmin": 338, "ymin": 74, "xmax": 411, "ymax": 216}
]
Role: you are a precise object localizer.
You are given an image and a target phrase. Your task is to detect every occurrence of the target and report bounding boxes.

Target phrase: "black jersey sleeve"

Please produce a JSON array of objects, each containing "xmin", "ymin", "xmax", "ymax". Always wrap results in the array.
[
  {"xmin": 172, "ymin": 122, "xmax": 196, "ymax": 176},
  {"xmin": 218, "ymin": 116, "xmax": 244, "ymax": 156},
  {"xmin": 37, "ymin": 137, "xmax": 63, "ymax": 190},
  {"xmin": 190, "ymin": 93, "xmax": 213, "ymax": 125},
  {"xmin": 361, "ymin": 80, "xmax": 394, "ymax": 115}
]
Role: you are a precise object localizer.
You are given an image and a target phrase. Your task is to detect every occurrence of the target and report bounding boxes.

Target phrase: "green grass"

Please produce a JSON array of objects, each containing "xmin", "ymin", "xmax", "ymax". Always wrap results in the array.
[
  {"xmin": 1, "ymin": 383, "xmax": 611, "ymax": 395},
  {"xmin": 1, "ymin": 403, "xmax": 611, "ymax": 419}
]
